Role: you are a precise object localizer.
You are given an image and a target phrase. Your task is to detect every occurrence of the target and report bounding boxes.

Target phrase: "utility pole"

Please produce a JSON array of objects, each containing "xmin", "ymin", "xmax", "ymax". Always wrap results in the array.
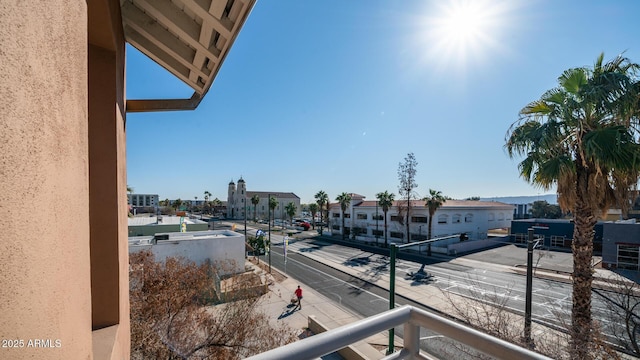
[
  {"xmin": 524, "ymin": 228, "xmax": 534, "ymax": 347},
  {"xmin": 268, "ymin": 194, "xmax": 272, "ymax": 273}
]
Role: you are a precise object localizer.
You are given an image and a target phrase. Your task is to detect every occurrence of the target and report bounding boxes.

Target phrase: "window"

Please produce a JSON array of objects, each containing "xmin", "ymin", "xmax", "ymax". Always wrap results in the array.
[
  {"xmin": 618, "ymin": 245, "xmax": 640, "ymax": 271},
  {"xmin": 411, "ymin": 233, "xmax": 427, "ymax": 241},
  {"xmin": 344, "ymin": 213, "xmax": 351, "ymax": 218},
  {"xmin": 452, "ymin": 214, "xmax": 461, "ymax": 224},
  {"xmin": 357, "ymin": 213, "xmax": 367, "ymax": 220},
  {"xmin": 411, "ymin": 216, "xmax": 427, "ymax": 223},
  {"xmin": 390, "ymin": 231, "xmax": 404, "ymax": 239},
  {"xmin": 372, "ymin": 229, "xmax": 384, "ymax": 236},
  {"xmin": 332, "ymin": 225, "xmax": 340, "ymax": 230},
  {"xmin": 372, "ymin": 214, "xmax": 383, "ymax": 220},
  {"xmin": 333, "ymin": 213, "xmax": 340, "ymax": 218},
  {"xmin": 353, "ymin": 227, "xmax": 367, "ymax": 235},
  {"xmin": 438, "ymin": 215, "xmax": 448, "ymax": 224},
  {"xmin": 465, "ymin": 214, "xmax": 473, "ymax": 223},
  {"xmin": 550, "ymin": 235, "xmax": 565, "ymax": 248},
  {"xmin": 488, "ymin": 213, "xmax": 495, "ymax": 221},
  {"xmin": 391, "ymin": 215, "xmax": 402, "ymax": 222},
  {"xmin": 497, "ymin": 213, "xmax": 505, "ymax": 221},
  {"xmin": 514, "ymin": 233, "xmax": 526, "ymax": 243}
]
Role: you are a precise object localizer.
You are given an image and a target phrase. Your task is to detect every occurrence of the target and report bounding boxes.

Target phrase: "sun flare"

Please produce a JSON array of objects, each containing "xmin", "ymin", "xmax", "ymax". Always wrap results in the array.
[{"xmin": 419, "ymin": 0, "xmax": 513, "ymax": 69}]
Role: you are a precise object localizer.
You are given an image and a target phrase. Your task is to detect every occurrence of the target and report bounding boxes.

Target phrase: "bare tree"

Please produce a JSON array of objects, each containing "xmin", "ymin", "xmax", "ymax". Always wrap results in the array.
[
  {"xmin": 129, "ymin": 251, "xmax": 296, "ymax": 359},
  {"xmin": 596, "ymin": 279, "xmax": 640, "ymax": 356},
  {"xmin": 440, "ymin": 274, "xmax": 621, "ymax": 359},
  {"xmin": 398, "ymin": 152, "xmax": 418, "ymax": 243}
]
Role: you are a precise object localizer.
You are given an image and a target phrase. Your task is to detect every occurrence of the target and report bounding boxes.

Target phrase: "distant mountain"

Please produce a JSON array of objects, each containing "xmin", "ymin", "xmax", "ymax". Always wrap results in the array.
[{"xmin": 479, "ymin": 194, "xmax": 558, "ymax": 205}]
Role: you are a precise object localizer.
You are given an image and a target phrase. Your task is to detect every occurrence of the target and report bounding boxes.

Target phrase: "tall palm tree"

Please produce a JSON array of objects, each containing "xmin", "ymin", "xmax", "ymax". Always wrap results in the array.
[
  {"xmin": 285, "ymin": 202, "xmax": 297, "ymax": 225},
  {"xmin": 308, "ymin": 203, "xmax": 319, "ymax": 229},
  {"xmin": 423, "ymin": 189, "xmax": 446, "ymax": 256},
  {"xmin": 315, "ymin": 190, "xmax": 329, "ymax": 225},
  {"xmin": 505, "ymin": 53, "xmax": 640, "ymax": 359},
  {"xmin": 269, "ymin": 196, "xmax": 278, "ymax": 226},
  {"xmin": 376, "ymin": 191, "xmax": 395, "ymax": 247},
  {"xmin": 335, "ymin": 192, "xmax": 351, "ymax": 240},
  {"xmin": 203, "ymin": 191, "xmax": 211, "ymax": 214},
  {"xmin": 251, "ymin": 194, "xmax": 260, "ymax": 222}
]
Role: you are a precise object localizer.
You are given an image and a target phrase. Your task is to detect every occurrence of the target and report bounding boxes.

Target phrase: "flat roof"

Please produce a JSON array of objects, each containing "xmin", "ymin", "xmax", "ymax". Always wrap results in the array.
[{"xmin": 128, "ymin": 215, "xmax": 207, "ymax": 226}]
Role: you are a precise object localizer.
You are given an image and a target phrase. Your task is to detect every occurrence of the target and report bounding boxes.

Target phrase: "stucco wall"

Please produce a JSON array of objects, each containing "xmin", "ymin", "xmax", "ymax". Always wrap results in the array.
[
  {"xmin": 130, "ymin": 231, "xmax": 246, "ymax": 275},
  {"xmin": 0, "ymin": 1, "xmax": 92, "ymax": 359}
]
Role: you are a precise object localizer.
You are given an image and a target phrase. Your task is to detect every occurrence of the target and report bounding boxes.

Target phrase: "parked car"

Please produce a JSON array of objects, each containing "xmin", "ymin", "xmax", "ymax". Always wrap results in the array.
[{"xmin": 298, "ymin": 221, "xmax": 311, "ymax": 230}]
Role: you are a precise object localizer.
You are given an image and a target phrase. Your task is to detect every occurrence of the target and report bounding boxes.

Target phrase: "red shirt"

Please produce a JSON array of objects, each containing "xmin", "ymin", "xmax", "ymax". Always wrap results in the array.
[{"xmin": 295, "ymin": 288, "xmax": 302, "ymax": 298}]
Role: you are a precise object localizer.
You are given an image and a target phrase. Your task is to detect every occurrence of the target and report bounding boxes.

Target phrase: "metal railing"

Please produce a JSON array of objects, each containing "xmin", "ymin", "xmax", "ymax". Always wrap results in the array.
[{"xmin": 246, "ymin": 305, "xmax": 552, "ymax": 360}]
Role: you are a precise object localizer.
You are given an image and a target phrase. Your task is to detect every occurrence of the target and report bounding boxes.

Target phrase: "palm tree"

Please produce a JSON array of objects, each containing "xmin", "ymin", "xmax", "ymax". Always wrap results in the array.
[
  {"xmin": 285, "ymin": 202, "xmax": 297, "ymax": 225},
  {"xmin": 376, "ymin": 191, "xmax": 395, "ymax": 247},
  {"xmin": 505, "ymin": 53, "xmax": 640, "ymax": 359},
  {"xmin": 204, "ymin": 191, "xmax": 211, "ymax": 214},
  {"xmin": 315, "ymin": 190, "xmax": 329, "ymax": 225},
  {"xmin": 251, "ymin": 195, "xmax": 260, "ymax": 222},
  {"xmin": 423, "ymin": 189, "xmax": 446, "ymax": 256},
  {"xmin": 308, "ymin": 203, "xmax": 319, "ymax": 229},
  {"xmin": 335, "ymin": 192, "xmax": 351, "ymax": 240},
  {"xmin": 173, "ymin": 198, "xmax": 183, "ymax": 211},
  {"xmin": 269, "ymin": 196, "xmax": 278, "ymax": 226}
]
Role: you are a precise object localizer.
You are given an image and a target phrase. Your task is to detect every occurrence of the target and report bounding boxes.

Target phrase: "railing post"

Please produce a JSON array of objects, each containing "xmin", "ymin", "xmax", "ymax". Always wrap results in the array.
[
  {"xmin": 387, "ymin": 243, "xmax": 397, "ymax": 355},
  {"xmin": 404, "ymin": 321, "xmax": 420, "ymax": 358}
]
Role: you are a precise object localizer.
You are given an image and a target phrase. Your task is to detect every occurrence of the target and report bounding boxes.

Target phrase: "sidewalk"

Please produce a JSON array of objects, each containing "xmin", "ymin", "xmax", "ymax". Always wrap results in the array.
[{"xmin": 249, "ymin": 260, "xmax": 394, "ymax": 360}]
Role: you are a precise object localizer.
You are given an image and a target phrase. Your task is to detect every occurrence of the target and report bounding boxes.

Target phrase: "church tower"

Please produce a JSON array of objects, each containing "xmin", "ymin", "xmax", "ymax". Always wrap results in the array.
[
  {"xmin": 227, "ymin": 180, "xmax": 236, "ymax": 218},
  {"xmin": 237, "ymin": 177, "xmax": 246, "ymax": 219}
]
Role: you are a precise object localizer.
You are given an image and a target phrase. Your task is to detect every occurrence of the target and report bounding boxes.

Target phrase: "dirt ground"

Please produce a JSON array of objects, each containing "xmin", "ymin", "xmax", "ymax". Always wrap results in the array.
[{"xmin": 251, "ymin": 257, "xmax": 287, "ymax": 283}]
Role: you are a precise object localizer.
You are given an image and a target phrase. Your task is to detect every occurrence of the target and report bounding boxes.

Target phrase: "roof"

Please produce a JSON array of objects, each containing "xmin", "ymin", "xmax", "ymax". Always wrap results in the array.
[
  {"xmin": 330, "ymin": 199, "xmax": 514, "ymax": 209},
  {"xmin": 246, "ymin": 191, "xmax": 300, "ymax": 199},
  {"xmin": 128, "ymin": 215, "xmax": 207, "ymax": 226},
  {"xmin": 121, "ymin": 0, "xmax": 256, "ymax": 111}
]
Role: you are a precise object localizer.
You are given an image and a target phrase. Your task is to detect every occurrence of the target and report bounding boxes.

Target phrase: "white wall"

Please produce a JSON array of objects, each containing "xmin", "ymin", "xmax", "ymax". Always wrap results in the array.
[{"xmin": 130, "ymin": 230, "xmax": 245, "ymax": 275}]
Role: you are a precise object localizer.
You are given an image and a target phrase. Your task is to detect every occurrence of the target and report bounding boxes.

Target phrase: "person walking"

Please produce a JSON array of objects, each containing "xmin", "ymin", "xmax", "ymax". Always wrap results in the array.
[{"xmin": 294, "ymin": 285, "xmax": 303, "ymax": 310}]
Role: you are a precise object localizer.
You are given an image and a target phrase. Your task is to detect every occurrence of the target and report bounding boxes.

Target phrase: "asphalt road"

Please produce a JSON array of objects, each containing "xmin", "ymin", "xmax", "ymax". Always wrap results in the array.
[
  {"xmin": 271, "ymin": 235, "xmax": 629, "ymax": 351},
  {"xmin": 232, "ymin": 222, "xmax": 632, "ymax": 353},
  {"xmin": 267, "ymin": 239, "xmax": 473, "ymax": 358}
]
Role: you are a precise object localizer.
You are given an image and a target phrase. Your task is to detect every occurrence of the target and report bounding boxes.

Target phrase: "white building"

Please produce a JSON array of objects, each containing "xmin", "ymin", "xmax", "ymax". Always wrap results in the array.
[
  {"xmin": 328, "ymin": 194, "xmax": 514, "ymax": 243},
  {"xmin": 128, "ymin": 230, "xmax": 245, "ymax": 276},
  {"xmin": 128, "ymin": 193, "xmax": 159, "ymax": 208},
  {"xmin": 227, "ymin": 177, "xmax": 300, "ymax": 220}
]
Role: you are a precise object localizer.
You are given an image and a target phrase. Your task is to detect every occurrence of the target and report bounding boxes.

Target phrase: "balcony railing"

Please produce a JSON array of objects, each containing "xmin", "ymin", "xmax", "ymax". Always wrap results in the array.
[{"xmin": 246, "ymin": 305, "xmax": 552, "ymax": 360}]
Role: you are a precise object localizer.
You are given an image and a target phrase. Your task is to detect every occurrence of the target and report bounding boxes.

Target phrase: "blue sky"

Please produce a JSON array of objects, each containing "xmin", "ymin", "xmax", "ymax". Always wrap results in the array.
[{"xmin": 125, "ymin": 0, "xmax": 640, "ymax": 204}]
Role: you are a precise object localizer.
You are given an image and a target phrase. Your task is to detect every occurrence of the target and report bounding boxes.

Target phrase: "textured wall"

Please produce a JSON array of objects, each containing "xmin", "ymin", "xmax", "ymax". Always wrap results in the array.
[
  {"xmin": 0, "ymin": 1, "xmax": 92, "ymax": 359},
  {"xmin": 130, "ymin": 232, "xmax": 246, "ymax": 276}
]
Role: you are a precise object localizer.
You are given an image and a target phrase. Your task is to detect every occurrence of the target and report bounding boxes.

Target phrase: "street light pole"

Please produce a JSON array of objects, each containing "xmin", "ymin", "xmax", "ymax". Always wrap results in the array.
[
  {"xmin": 268, "ymin": 194, "xmax": 272, "ymax": 273},
  {"xmin": 387, "ymin": 243, "xmax": 397, "ymax": 355},
  {"xmin": 524, "ymin": 227, "xmax": 534, "ymax": 347}
]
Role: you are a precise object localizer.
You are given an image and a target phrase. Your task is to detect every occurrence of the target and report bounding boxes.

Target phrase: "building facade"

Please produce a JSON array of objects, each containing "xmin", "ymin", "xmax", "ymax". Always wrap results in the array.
[
  {"xmin": 510, "ymin": 219, "xmax": 604, "ymax": 252},
  {"xmin": 128, "ymin": 193, "xmax": 159, "ymax": 208},
  {"xmin": 328, "ymin": 194, "xmax": 514, "ymax": 243},
  {"xmin": 227, "ymin": 178, "xmax": 301, "ymax": 220}
]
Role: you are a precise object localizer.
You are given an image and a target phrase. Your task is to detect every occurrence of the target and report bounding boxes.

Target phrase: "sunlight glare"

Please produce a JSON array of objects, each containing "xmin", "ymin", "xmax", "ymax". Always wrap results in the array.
[{"xmin": 419, "ymin": 0, "xmax": 513, "ymax": 71}]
